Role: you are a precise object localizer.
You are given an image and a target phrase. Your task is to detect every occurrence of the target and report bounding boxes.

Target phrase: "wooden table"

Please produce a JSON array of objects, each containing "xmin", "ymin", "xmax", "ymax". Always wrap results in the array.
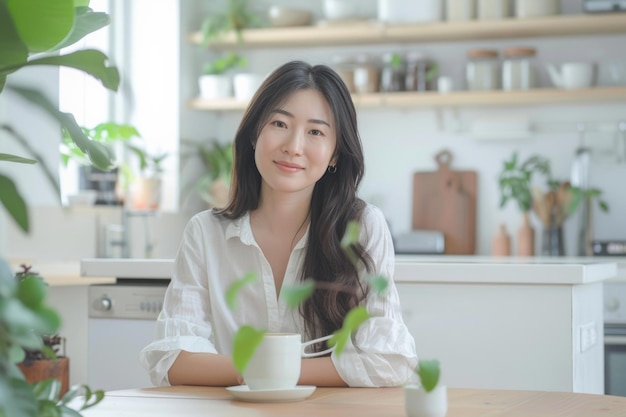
[{"xmin": 77, "ymin": 386, "xmax": 626, "ymax": 417}]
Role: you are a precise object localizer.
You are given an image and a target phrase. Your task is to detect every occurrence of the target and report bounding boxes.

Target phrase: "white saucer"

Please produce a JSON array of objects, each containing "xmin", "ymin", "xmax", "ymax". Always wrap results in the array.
[{"xmin": 226, "ymin": 385, "xmax": 316, "ymax": 403}]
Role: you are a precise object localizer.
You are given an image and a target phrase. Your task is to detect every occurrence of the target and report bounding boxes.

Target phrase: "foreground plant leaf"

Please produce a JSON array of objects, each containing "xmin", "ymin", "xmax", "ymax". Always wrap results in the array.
[
  {"xmin": 366, "ymin": 275, "xmax": 388, "ymax": 295},
  {"xmin": 281, "ymin": 278, "xmax": 315, "ymax": 309},
  {"xmin": 0, "ymin": 174, "xmax": 29, "ymax": 232},
  {"xmin": 417, "ymin": 359, "xmax": 440, "ymax": 393},
  {"xmin": 232, "ymin": 326, "xmax": 266, "ymax": 374},
  {"xmin": 225, "ymin": 272, "xmax": 257, "ymax": 310},
  {"xmin": 328, "ymin": 306, "xmax": 370, "ymax": 356}
]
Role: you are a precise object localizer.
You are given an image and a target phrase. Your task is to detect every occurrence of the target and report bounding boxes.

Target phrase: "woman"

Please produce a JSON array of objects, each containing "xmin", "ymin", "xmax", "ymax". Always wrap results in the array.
[{"xmin": 139, "ymin": 61, "xmax": 417, "ymax": 388}]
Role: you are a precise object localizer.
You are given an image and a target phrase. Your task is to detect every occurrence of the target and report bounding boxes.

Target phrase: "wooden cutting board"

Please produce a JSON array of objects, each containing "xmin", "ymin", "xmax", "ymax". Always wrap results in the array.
[{"xmin": 412, "ymin": 149, "xmax": 478, "ymax": 255}]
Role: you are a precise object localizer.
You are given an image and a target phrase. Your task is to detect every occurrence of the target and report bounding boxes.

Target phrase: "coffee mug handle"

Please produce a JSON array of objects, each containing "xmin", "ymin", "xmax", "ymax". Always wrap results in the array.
[{"xmin": 301, "ymin": 335, "xmax": 335, "ymax": 358}]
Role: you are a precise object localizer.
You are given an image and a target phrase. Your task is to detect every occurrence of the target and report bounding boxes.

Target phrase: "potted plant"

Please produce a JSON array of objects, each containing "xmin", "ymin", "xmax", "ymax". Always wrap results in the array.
[
  {"xmin": 498, "ymin": 151, "xmax": 551, "ymax": 256},
  {"xmin": 200, "ymin": 0, "xmax": 264, "ymax": 47},
  {"xmin": 199, "ymin": 52, "xmax": 247, "ymax": 99},
  {"xmin": 405, "ymin": 359, "xmax": 447, "ymax": 417},
  {"xmin": 182, "ymin": 139, "xmax": 234, "ymax": 207},
  {"xmin": 1, "ymin": 1, "xmax": 118, "ymax": 415},
  {"xmin": 127, "ymin": 145, "xmax": 170, "ymax": 210},
  {"xmin": 61, "ymin": 122, "xmax": 141, "ymax": 206},
  {"xmin": 14, "ymin": 265, "xmax": 70, "ymax": 397}
]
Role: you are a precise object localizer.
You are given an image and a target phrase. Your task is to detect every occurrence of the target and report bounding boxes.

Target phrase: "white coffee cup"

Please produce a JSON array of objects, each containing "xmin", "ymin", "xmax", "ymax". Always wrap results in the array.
[{"xmin": 243, "ymin": 333, "xmax": 334, "ymax": 390}]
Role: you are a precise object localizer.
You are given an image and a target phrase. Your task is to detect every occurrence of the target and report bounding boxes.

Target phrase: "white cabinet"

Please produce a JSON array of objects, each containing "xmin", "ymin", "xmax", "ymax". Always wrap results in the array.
[{"xmin": 396, "ymin": 280, "xmax": 603, "ymax": 393}]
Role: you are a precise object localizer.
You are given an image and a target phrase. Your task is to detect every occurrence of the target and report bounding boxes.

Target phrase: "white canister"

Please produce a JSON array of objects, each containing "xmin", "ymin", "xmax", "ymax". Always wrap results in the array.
[
  {"xmin": 446, "ymin": 0, "xmax": 476, "ymax": 21},
  {"xmin": 323, "ymin": 0, "xmax": 360, "ymax": 21},
  {"xmin": 378, "ymin": 0, "xmax": 443, "ymax": 23},
  {"xmin": 466, "ymin": 48, "xmax": 500, "ymax": 91},
  {"xmin": 515, "ymin": 0, "xmax": 559, "ymax": 18},
  {"xmin": 502, "ymin": 47, "xmax": 537, "ymax": 90},
  {"xmin": 477, "ymin": 0, "xmax": 510, "ymax": 20},
  {"xmin": 233, "ymin": 73, "xmax": 265, "ymax": 101}
]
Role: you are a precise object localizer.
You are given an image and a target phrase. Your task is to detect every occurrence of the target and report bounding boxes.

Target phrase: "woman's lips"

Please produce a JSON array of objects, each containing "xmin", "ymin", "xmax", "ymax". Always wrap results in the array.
[{"xmin": 275, "ymin": 160, "xmax": 304, "ymax": 172}]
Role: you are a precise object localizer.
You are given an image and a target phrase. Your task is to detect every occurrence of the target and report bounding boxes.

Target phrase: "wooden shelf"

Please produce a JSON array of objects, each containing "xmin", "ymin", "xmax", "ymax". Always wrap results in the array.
[
  {"xmin": 188, "ymin": 14, "xmax": 626, "ymax": 48},
  {"xmin": 188, "ymin": 87, "xmax": 626, "ymax": 111}
]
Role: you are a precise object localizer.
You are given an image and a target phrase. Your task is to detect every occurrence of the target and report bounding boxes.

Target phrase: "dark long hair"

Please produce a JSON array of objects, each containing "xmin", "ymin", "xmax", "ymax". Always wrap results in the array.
[{"xmin": 217, "ymin": 61, "xmax": 373, "ymax": 348}]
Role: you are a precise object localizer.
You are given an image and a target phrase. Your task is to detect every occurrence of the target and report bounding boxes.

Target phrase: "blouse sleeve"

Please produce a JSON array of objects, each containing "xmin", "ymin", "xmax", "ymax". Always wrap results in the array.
[
  {"xmin": 330, "ymin": 204, "xmax": 418, "ymax": 387},
  {"xmin": 139, "ymin": 214, "xmax": 219, "ymax": 386}
]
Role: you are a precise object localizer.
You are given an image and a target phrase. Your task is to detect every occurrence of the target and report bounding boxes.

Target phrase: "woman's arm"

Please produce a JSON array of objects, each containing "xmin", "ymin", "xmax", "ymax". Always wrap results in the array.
[
  {"xmin": 300, "ymin": 357, "xmax": 347, "ymax": 387},
  {"xmin": 168, "ymin": 351, "xmax": 240, "ymax": 386},
  {"xmin": 169, "ymin": 352, "xmax": 347, "ymax": 387}
]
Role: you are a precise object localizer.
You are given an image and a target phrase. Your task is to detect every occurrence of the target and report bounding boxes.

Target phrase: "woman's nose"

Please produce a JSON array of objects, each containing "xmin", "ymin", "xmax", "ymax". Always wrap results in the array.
[{"xmin": 282, "ymin": 130, "xmax": 304, "ymax": 156}]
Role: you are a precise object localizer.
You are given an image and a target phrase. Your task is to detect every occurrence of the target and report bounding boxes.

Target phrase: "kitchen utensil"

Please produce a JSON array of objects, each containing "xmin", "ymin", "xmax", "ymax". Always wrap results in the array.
[
  {"xmin": 412, "ymin": 150, "xmax": 477, "ymax": 255},
  {"xmin": 547, "ymin": 62, "xmax": 595, "ymax": 89}
]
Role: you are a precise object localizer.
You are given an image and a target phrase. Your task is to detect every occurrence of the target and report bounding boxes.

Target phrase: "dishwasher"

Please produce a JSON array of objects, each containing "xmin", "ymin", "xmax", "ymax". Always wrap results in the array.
[{"xmin": 83, "ymin": 258, "xmax": 173, "ymax": 391}]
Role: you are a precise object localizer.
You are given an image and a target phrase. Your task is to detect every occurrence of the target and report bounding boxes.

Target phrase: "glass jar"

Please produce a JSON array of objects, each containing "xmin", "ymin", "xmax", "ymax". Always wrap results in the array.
[
  {"xmin": 446, "ymin": 0, "xmax": 476, "ymax": 21},
  {"xmin": 502, "ymin": 47, "xmax": 537, "ymax": 91},
  {"xmin": 353, "ymin": 54, "xmax": 380, "ymax": 94},
  {"xmin": 477, "ymin": 0, "xmax": 510, "ymax": 20},
  {"xmin": 332, "ymin": 55, "xmax": 356, "ymax": 93},
  {"xmin": 405, "ymin": 52, "xmax": 438, "ymax": 92},
  {"xmin": 515, "ymin": 0, "xmax": 559, "ymax": 18},
  {"xmin": 380, "ymin": 52, "xmax": 406, "ymax": 92},
  {"xmin": 466, "ymin": 48, "xmax": 500, "ymax": 91}
]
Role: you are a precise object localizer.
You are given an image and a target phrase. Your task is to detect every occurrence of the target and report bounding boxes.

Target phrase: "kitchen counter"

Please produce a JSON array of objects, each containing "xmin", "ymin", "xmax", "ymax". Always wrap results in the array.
[
  {"xmin": 80, "ymin": 255, "xmax": 622, "ymax": 284},
  {"xmin": 9, "ymin": 259, "xmax": 114, "ymax": 286}
]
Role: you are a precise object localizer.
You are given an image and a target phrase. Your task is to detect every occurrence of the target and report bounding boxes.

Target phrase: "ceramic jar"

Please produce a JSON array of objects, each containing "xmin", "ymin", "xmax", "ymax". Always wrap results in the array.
[
  {"xmin": 353, "ymin": 55, "xmax": 380, "ymax": 94},
  {"xmin": 466, "ymin": 48, "xmax": 500, "ymax": 90},
  {"xmin": 446, "ymin": 0, "xmax": 476, "ymax": 21},
  {"xmin": 515, "ymin": 0, "xmax": 560, "ymax": 18},
  {"xmin": 378, "ymin": 0, "xmax": 443, "ymax": 23},
  {"xmin": 502, "ymin": 47, "xmax": 537, "ymax": 90},
  {"xmin": 477, "ymin": 0, "xmax": 510, "ymax": 20}
]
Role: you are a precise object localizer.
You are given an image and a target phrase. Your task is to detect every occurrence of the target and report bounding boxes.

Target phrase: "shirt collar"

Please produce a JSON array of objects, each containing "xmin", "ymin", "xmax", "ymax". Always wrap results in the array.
[{"xmin": 224, "ymin": 211, "xmax": 310, "ymax": 249}]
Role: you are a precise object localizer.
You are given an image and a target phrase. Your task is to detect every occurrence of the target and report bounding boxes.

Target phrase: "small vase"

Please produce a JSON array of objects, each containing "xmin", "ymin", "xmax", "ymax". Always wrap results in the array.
[
  {"xmin": 491, "ymin": 223, "xmax": 511, "ymax": 256},
  {"xmin": 405, "ymin": 384, "xmax": 448, "ymax": 417},
  {"xmin": 541, "ymin": 225, "xmax": 565, "ymax": 256},
  {"xmin": 517, "ymin": 212, "xmax": 534, "ymax": 256}
]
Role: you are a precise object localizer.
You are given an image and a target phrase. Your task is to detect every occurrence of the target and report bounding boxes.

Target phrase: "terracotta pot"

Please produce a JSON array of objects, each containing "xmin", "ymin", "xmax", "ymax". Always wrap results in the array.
[{"xmin": 18, "ymin": 357, "xmax": 70, "ymax": 397}]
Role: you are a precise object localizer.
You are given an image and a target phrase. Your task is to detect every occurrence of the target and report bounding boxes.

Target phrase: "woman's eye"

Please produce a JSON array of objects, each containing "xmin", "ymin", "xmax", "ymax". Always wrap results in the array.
[
  {"xmin": 309, "ymin": 129, "xmax": 322, "ymax": 136},
  {"xmin": 272, "ymin": 120, "xmax": 286, "ymax": 128}
]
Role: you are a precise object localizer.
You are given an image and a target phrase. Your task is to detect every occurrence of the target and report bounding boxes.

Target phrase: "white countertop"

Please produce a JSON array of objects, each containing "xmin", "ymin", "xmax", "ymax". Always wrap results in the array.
[{"xmin": 80, "ymin": 255, "xmax": 624, "ymax": 285}]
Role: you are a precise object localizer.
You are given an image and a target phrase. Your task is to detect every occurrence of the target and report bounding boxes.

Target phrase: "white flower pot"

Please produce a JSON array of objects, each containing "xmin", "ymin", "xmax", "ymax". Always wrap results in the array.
[
  {"xmin": 233, "ymin": 73, "xmax": 265, "ymax": 101},
  {"xmin": 405, "ymin": 385, "xmax": 448, "ymax": 417},
  {"xmin": 130, "ymin": 177, "xmax": 162, "ymax": 211},
  {"xmin": 198, "ymin": 74, "xmax": 232, "ymax": 99}
]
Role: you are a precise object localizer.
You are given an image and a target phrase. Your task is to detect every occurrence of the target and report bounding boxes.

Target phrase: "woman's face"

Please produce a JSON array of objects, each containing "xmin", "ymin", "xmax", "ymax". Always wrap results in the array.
[{"xmin": 254, "ymin": 88, "xmax": 337, "ymax": 199}]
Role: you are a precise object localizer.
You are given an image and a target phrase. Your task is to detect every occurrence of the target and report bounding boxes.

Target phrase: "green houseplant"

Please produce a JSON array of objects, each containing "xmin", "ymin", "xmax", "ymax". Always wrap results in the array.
[
  {"xmin": 198, "ymin": 53, "xmax": 247, "ymax": 100},
  {"xmin": 497, "ymin": 151, "xmax": 551, "ymax": 256},
  {"xmin": 182, "ymin": 139, "xmax": 233, "ymax": 207},
  {"xmin": 1, "ymin": 1, "xmax": 120, "ymax": 415},
  {"xmin": 200, "ymin": 0, "xmax": 264, "ymax": 47}
]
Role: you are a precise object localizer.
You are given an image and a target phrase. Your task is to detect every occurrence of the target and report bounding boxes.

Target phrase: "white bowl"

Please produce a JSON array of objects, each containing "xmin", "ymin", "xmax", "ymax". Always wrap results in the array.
[{"xmin": 268, "ymin": 6, "xmax": 313, "ymax": 27}]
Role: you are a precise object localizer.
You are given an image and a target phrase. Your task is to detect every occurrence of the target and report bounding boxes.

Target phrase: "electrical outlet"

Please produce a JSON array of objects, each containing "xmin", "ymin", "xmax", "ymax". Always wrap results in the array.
[{"xmin": 579, "ymin": 322, "xmax": 597, "ymax": 353}]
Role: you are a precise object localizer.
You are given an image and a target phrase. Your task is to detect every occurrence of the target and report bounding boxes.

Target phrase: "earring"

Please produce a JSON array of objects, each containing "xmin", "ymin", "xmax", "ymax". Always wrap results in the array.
[{"xmin": 328, "ymin": 165, "xmax": 337, "ymax": 174}]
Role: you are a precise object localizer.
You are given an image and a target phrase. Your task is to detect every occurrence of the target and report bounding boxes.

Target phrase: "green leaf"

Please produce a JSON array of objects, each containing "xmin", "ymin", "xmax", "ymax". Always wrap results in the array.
[
  {"xmin": 366, "ymin": 275, "xmax": 388, "ymax": 295},
  {"xmin": 16, "ymin": 275, "xmax": 46, "ymax": 309},
  {"xmin": 232, "ymin": 325, "xmax": 266, "ymax": 374},
  {"xmin": 0, "ymin": 0, "xmax": 28, "ymax": 72},
  {"xmin": 7, "ymin": 0, "xmax": 74, "ymax": 52},
  {"xmin": 4, "ymin": 377, "xmax": 38, "ymax": 417},
  {"xmin": 416, "ymin": 359, "xmax": 440, "ymax": 392},
  {"xmin": 51, "ymin": 9, "xmax": 111, "ymax": 51},
  {"xmin": 0, "ymin": 174, "xmax": 29, "ymax": 232},
  {"xmin": 23, "ymin": 49, "xmax": 120, "ymax": 91},
  {"xmin": 280, "ymin": 278, "xmax": 315, "ymax": 309},
  {"xmin": 328, "ymin": 306, "xmax": 370, "ymax": 356},
  {"xmin": 0, "ymin": 153, "xmax": 37, "ymax": 164},
  {"xmin": 340, "ymin": 221, "xmax": 360, "ymax": 249},
  {"xmin": 225, "ymin": 272, "xmax": 257, "ymax": 310}
]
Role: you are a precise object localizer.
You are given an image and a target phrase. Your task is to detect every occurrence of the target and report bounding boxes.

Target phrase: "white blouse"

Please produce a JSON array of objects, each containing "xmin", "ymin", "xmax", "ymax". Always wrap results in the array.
[{"xmin": 139, "ymin": 203, "xmax": 417, "ymax": 387}]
